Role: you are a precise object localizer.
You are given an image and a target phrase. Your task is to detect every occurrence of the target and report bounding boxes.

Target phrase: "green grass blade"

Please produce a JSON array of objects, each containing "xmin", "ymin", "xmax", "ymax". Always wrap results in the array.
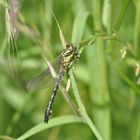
[
  {"xmin": 15, "ymin": 115, "xmax": 84, "ymax": 140},
  {"xmin": 70, "ymin": 72, "xmax": 104, "ymax": 140},
  {"xmin": 71, "ymin": 12, "xmax": 89, "ymax": 44},
  {"xmin": 114, "ymin": 0, "xmax": 131, "ymax": 31},
  {"xmin": 89, "ymin": 0, "xmax": 111, "ymax": 139},
  {"xmin": 133, "ymin": 0, "xmax": 140, "ymax": 56},
  {"xmin": 70, "ymin": 71, "xmax": 87, "ymax": 114},
  {"xmin": 114, "ymin": 65, "xmax": 140, "ymax": 96},
  {"xmin": 108, "ymin": 0, "xmax": 131, "ymax": 53},
  {"xmin": 70, "ymin": 11, "xmax": 104, "ymax": 140}
]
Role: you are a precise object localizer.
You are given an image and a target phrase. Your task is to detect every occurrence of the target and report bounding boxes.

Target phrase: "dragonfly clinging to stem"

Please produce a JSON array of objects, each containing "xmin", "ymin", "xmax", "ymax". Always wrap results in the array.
[
  {"xmin": 44, "ymin": 43, "xmax": 80, "ymax": 123},
  {"xmin": 27, "ymin": 43, "xmax": 80, "ymax": 123},
  {"xmin": 27, "ymin": 29, "xmax": 108, "ymax": 123}
]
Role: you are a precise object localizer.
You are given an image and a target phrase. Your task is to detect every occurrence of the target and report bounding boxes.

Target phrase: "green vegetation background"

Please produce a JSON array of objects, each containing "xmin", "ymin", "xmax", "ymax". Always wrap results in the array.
[{"xmin": 0, "ymin": 0, "xmax": 140, "ymax": 140}]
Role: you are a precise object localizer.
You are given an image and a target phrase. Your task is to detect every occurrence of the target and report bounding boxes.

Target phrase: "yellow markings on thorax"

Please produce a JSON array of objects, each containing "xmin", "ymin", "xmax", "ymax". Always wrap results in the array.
[{"xmin": 60, "ymin": 43, "xmax": 77, "ymax": 71}]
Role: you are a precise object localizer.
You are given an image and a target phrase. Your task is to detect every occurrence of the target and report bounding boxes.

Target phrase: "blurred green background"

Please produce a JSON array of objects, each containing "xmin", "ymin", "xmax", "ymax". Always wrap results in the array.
[{"xmin": 0, "ymin": 0, "xmax": 140, "ymax": 140}]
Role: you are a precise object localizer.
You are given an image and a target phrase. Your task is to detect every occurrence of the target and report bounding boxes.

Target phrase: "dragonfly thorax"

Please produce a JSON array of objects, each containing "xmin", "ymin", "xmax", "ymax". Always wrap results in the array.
[{"xmin": 60, "ymin": 43, "xmax": 79, "ymax": 72}]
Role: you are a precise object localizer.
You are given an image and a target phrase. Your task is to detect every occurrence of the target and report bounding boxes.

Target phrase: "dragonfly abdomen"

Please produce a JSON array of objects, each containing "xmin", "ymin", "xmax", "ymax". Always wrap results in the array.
[{"xmin": 44, "ymin": 70, "xmax": 64, "ymax": 123}]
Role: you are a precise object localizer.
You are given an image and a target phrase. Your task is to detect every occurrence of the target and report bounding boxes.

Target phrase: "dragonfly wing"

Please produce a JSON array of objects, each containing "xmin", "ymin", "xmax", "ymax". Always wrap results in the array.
[
  {"xmin": 27, "ymin": 61, "xmax": 61, "ymax": 91},
  {"xmin": 27, "ymin": 70, "xmax": 52, "ymax": 91}
]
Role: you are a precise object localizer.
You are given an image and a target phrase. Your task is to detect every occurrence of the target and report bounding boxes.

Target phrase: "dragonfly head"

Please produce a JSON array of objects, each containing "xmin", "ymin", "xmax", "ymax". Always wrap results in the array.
[{"xmin": 66, "ymin": 43, "xmax": 77, "ymax": 52}]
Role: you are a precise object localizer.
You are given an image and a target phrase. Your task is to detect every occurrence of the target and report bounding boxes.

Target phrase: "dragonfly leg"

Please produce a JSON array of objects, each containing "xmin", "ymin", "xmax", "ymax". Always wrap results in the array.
[{"xmin": 66, "ymin": 53, "xmax": 80, "ymax": 74}]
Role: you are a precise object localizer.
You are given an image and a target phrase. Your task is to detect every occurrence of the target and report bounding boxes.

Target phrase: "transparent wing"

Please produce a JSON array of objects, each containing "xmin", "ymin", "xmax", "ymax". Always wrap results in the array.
[{"xmin": 27, "ymin": 59, "xmax": 61, "ymax": 91}]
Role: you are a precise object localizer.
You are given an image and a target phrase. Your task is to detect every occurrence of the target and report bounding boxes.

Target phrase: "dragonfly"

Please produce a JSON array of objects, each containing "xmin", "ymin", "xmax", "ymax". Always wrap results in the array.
[
  {"xmin": 27, "ymin": 43, "xmax": 80, "ymax": 123},
  {"xmin": 27, "ymin": 33, "xmax": 103, "ymax": 123}
]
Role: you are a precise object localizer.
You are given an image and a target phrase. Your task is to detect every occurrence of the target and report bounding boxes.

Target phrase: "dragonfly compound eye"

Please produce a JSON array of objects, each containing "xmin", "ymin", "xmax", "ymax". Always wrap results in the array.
[{"xmin": 66, "ymin": 43, "xmax": 74, "ymax": 48}]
